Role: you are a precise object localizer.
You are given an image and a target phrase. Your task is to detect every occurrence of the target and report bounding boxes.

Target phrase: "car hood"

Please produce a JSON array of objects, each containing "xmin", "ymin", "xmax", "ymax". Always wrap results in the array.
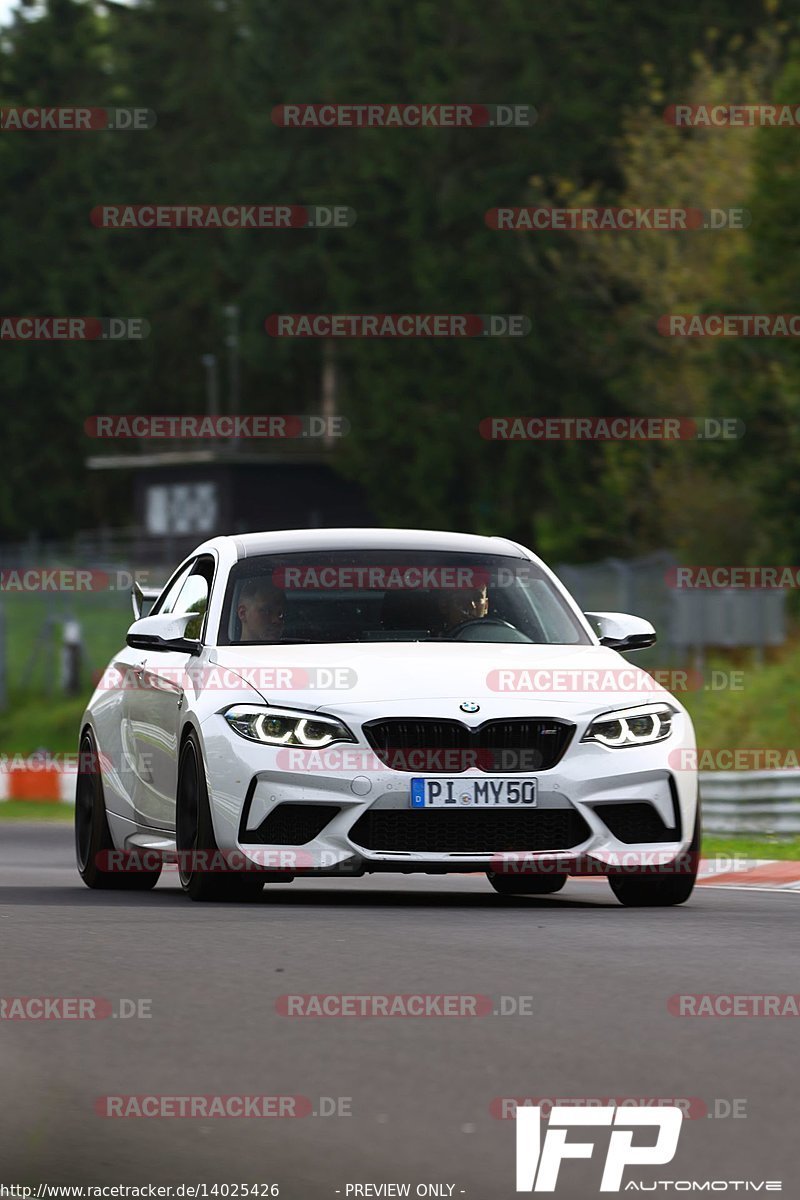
[{"xmin": 208, "ymin": 641, "xmax": 675, "ymax": 718}]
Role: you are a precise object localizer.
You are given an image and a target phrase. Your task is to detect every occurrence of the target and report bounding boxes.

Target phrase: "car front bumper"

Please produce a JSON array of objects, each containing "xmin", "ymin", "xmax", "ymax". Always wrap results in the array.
[{"xmin": 199, "ymin": 707, "xmax": 698, "ymax": 877}]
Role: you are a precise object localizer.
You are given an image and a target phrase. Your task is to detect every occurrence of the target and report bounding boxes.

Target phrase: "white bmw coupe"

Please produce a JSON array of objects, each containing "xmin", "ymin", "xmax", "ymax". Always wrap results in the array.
[{"xmin": 76, "ymin": 528, "xmax": 699, "ymax": 905}]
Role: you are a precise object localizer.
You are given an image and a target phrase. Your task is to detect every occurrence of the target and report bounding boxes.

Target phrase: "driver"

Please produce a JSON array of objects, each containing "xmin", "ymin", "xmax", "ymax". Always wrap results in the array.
[
  {"xmin": 236, "ymin": 578, "xmax": 286, "ymax": 642},
  {"xmin": 433, "ymin": 584, "xmax": 489, "ymax": 634}
]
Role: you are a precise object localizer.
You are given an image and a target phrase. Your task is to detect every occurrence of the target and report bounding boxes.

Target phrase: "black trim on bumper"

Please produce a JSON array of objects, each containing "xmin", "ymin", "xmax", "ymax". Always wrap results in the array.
[{"xmin": 348, "ymin": 807, "xmax": 591, "ymax": 854}]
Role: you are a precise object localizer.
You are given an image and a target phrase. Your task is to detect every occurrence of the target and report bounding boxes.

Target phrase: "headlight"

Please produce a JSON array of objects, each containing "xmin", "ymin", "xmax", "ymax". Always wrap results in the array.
[
  {"xmin": 223, "ymin": 705, "xmax": 356, "ymax": 748},
  {"xmin": 581, "ymin": 703, "xmax": 675, "ymax": 748}
]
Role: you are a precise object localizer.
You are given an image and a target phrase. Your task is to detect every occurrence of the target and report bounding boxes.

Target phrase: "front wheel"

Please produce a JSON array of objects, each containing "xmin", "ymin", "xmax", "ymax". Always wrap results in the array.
[
  {"xmin": 75, "ymin": 730, "xmax": 161, "ymax": 891},
  {"xmin": 176, "ymin": 731, "xmax": 266, "ymax": 902},
  {"xmin": 608, "ymin": 809, "xmax": 701, "ymax": 907}
]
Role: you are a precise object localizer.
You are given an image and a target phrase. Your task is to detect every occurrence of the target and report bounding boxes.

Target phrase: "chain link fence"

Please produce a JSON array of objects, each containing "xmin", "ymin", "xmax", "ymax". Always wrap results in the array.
[{"xmin": 556, "ymin": 552, "xmax": 786, "ymax": 664}]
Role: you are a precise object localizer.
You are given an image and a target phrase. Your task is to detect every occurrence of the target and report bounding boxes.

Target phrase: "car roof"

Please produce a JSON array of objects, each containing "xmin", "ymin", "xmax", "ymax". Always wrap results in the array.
[{"xmin": 196, "ymin": 527, "xmax": 528, "ymax": 560}]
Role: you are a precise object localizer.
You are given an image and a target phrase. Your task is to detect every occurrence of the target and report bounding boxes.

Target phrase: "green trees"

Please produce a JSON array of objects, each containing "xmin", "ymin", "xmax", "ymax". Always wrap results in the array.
[
  {"xmin": 0, "ymin": 0, "xmax": 796, "ymax": 565},
  {"xmin": 0, "ymin": 0, "xmax": 116, "ymax": 535},
  {"xmin": 748, "ymin": 38, "xmax": 800, "ymax": 560}
]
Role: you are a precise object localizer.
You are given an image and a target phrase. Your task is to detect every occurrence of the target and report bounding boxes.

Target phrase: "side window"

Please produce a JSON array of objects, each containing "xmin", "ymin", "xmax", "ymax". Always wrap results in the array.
[
  {"xmin": 169, "ymin": 557, "xmax": 214, "ymax": 640},
  {"xmin": 524, "ymin": 579, "xmax": 581, "ymax": 644},
  {"xmin": 156, "ymin": 561, "xmax": 195, "ymax": 615}
]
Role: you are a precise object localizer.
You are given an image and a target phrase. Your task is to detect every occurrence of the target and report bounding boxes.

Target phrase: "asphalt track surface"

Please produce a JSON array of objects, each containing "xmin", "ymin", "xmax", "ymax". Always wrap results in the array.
[{"xmin": 1, "ymin": 823, "xmax": 798, "ymax": 1197}]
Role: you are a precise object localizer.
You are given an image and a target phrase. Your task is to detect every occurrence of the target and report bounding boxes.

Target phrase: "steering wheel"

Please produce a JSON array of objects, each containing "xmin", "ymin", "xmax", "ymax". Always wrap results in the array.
[{"xmin": 445, "ymin": 617, "xmax": 532, "ymax": 642}]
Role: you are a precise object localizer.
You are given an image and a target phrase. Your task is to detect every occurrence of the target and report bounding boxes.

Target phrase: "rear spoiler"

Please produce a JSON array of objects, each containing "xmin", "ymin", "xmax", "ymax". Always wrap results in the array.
[{"xmin": 131, "ymin": 581, "xmax": 161, "ymax": 620}]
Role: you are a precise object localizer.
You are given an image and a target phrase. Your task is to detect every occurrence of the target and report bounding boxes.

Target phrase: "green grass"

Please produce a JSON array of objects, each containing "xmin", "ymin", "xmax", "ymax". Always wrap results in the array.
[
  {"xmin": 0, "ymin": 801, "xmax": 72, "ymax": 821},
  {"xmin": 0, "ymin": 589, "xmax": 136, "ymax": 696},
  {"xmin": 0, "ymin": 694, "xmax": 87, "ymax": 756},
  {"xmin": 701, "ymin": 835, "xmax": 800, "ymax": 860},
  {"xmin": 681, "ymin": 643, "xmax": 800, "ymax": 753},
  {"xmin": 0, "ymin": 589, "xmax": 147, "ymax": 756}
]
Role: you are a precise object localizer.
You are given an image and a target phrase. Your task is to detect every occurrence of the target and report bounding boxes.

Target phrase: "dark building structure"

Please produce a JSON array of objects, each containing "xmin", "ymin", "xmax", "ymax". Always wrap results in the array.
[{"xmin": 86, "ymin": 445, "xmax": 374, "ymax": 560}]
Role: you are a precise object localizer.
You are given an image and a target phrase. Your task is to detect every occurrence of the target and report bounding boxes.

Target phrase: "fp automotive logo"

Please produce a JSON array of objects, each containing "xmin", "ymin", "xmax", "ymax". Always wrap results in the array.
[{"xmin": 515, "ymin": 1104, "xmax": 683, "ymax": 1192}]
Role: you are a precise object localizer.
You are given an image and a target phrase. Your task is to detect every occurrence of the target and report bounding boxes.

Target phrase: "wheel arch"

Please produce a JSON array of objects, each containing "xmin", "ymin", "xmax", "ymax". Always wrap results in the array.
[{"xmin": 179, "ymin": 720, "xmax": 200, "ymax": 752}]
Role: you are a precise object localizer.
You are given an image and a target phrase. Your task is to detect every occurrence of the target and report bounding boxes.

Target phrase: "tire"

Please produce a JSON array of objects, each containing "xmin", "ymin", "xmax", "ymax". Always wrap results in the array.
[
  {"xmin": 608, "ymin": 808, "xmax": 701, "ymax": 908},
  {"xmin": 75, "ymin": 730, "xmax": 161, "ymax": 891},
  {"xmin": 176, "ymin": 730, "xmax": 266, "ymax": 902},
  {"xmin": 487, "ymin": 871, "xmax": 567, "ymax": 896}
]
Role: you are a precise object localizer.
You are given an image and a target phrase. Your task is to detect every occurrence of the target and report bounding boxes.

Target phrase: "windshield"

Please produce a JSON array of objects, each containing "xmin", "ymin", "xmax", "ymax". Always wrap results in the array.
[{"xmin": 218, "ymin": 550, "xmax": 590, "ymax": 646}]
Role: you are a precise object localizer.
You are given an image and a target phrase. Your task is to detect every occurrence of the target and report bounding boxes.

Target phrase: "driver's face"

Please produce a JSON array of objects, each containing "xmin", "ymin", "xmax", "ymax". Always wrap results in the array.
[
  {"xmin": 238, "ymin": 591, "xmax": 285, "ymax": 641},
  {"xmin": 440, "ymin": 585, "xmax": 489, "ymax": 627}
]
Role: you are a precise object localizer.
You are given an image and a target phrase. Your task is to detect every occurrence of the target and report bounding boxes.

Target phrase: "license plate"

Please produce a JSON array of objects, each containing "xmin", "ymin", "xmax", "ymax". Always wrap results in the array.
[{"xmin": 410, "ymin": 777, "xmax": 538, "ymax": 808}]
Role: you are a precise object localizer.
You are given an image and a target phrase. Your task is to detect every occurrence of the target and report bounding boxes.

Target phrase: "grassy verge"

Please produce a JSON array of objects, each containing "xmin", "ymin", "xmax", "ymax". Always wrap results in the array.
[
  {"xmin": 0, "ymin": 695, "xmax": 86, "ymax": 756},
  {"xmin": 0, "ymin": 801, "xmax": 72, "ymax": 821},
  {"xmin": 701, "ymin": 835, "xmax": 800, "ymax": 860},
  {"xmin": 680, "ymin": 642, "xmax": 800, "ymax": 753}
]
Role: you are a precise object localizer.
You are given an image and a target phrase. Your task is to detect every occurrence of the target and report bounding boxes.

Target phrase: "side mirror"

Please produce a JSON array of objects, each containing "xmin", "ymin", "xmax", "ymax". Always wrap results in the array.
[
  {"xmin": 131, "ymin": 581, "xmax": 161, "ymax": 620},
  {"xmin": 584, "ymin": 611, "xmax": 656, "ymax": 652},
  {"xmin": 126, "ymin": 612, "xmax": 201, "ymax": 655}
]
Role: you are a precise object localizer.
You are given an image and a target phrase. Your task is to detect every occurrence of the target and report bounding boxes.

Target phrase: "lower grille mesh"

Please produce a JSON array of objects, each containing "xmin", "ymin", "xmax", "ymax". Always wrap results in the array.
[{"xmin": 348, "ymin": 808, "xmax": 590, "ymax": 853}]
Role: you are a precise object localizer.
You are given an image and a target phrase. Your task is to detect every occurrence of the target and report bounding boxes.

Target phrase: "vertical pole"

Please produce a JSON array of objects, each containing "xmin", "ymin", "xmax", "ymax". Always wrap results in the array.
[
  {"xmin": 223, "ymin": 304, "xmax": 241, "ymax": 447},
  {"xmin": 321, "ymin": 338, "xmax": 337, "ymax": 449},
  {"xmin": 0, "ymin": 602, "xmax": 6, "ymax": 711},
  {"xmin": 201, "ymin": 353, "xmax": 220, "ymax": 419}
]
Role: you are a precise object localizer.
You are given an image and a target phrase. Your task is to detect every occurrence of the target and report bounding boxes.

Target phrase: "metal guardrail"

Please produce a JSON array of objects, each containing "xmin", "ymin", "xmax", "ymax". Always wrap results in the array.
[{"xmin": 700, "ymin": 771, "xmax": 800, "ymax": 834}]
